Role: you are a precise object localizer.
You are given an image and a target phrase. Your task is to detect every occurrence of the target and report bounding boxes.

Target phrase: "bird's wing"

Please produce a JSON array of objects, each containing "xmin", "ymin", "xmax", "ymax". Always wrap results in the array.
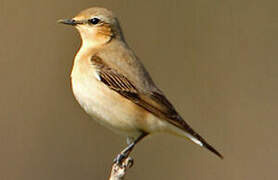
[
  {"xmin": 91, "ymin": 55, "xmax": 179, "ymax": 121},
  {"xmin": 92, "ymin": 55, "xmax": 223, "ymax": 159}
]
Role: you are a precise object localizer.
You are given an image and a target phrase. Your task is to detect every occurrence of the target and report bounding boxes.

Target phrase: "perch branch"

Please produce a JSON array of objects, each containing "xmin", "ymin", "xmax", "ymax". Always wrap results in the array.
[{"xmin": 108, "ymin": 157, "xmax": 134, "ymax": 180}]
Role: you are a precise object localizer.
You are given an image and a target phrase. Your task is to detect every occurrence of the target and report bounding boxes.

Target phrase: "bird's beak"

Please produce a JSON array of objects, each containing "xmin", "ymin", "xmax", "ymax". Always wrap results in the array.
[{"xmin": 57, "ymin": 19, "xmax": 78, "ymax": 26}]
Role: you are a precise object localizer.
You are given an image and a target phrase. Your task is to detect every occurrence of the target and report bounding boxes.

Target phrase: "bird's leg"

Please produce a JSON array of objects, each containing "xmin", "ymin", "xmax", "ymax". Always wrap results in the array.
[
  {"xmin": 126, "ymin": 137, "xmax": 134, "ymax": 145},
  {"xmin": 114, "ymin": 143, "xmax": 135, "ymax": 165},
  {"xmin": 114, "ymin": 132, "xmax": 147, "ymax": 165}
]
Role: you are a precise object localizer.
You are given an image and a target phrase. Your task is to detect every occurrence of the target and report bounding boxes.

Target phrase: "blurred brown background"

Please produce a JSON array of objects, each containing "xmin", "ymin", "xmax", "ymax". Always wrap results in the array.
[{"xmin": 1, "ymin": 0, "xmax": 277, "ymax": 179}]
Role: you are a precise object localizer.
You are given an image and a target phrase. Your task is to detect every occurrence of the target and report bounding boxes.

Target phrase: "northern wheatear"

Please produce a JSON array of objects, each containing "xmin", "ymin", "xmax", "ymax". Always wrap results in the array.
[{"xmin": 58, "ymin": 7, "xmax": 223, "ymax": 163}]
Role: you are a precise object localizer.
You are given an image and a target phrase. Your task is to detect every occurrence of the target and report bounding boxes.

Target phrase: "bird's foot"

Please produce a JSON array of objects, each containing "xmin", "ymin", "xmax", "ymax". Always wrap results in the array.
[
  {"xmin": 113, "ymin": 153, "xmax": 127, "ymax": 165},
  {"xmin": 113, "ymin": 153, "xmax": 133, "ymax": 168}
]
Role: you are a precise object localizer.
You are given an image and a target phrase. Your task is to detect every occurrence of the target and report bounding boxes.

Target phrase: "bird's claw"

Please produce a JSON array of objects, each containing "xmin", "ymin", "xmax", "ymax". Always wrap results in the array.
[
  {"xmin": 113, "ymin": 153, "xmax": 134, "ymax": 168},
  {"xmin": 124, "ymin": 157, "xmax": 134, "ymax": 168},
  {"xmin": 113, "ymin": 153, "xmax": 127, "ymax": 165}
]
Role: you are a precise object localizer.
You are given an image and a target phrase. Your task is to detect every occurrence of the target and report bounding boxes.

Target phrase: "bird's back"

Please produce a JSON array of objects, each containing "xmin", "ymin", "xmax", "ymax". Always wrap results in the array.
[{"xmin": 96, "ymin": 39, "xmax": 161, "ymax": 94}]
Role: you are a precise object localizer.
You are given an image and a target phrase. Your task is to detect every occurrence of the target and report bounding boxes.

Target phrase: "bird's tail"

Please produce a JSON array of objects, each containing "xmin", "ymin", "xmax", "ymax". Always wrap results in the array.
[
  {"xmin": 168, "ymin": 118, "xmax": 223, "ymax": 159},
  {"xmin": 182, "ymin": 127, "xmax": 223, "ymax": 159}
]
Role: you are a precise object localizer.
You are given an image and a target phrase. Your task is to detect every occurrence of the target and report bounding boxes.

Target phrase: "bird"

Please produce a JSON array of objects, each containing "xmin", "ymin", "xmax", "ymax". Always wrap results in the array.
[{"xmin": 58, "ymin": 7, "xmax": 223, "ymax": 163}]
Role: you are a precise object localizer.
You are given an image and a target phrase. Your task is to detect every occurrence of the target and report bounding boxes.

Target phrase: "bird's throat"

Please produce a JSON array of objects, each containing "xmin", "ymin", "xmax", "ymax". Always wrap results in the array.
[{"xmin": 78, "ymin": 25, "xmax": 113, "ymax": 49}]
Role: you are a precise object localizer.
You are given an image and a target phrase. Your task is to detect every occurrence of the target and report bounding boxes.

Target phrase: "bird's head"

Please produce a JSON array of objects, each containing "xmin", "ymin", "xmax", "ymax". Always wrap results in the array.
[{"xmin": 58, "ymin": 7, "xmax": 123, "ymax": 48}]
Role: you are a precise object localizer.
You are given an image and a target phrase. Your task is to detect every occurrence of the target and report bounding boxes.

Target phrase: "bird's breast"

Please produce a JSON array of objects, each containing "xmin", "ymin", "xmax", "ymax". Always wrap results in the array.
[{"xmin": 71, "ymin": 62, "xmax": 145, "ymax": 138}]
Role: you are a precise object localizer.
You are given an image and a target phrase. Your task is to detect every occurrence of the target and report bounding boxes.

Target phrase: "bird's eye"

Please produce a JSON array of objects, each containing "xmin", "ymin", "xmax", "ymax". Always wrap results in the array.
[{"xmin": 88, "ymin": 18, "xmax": 100, "ymax": 25}]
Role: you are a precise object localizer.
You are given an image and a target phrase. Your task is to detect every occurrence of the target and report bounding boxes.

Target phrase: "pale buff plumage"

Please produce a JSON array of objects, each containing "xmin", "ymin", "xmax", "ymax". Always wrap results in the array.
[{"xmin": 59, "ymin": 7, "xmax": 223, "ymax": 159}]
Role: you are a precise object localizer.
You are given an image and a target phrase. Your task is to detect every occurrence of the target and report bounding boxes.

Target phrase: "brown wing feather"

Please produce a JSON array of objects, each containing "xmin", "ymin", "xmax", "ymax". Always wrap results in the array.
[{"xmin": 91, "ymin": 55, "xmax": 223, "ymax": 159}]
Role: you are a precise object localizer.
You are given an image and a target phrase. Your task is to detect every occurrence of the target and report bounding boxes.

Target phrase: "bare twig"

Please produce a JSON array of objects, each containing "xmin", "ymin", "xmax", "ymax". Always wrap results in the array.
[{"xmin": 108, "ymin": 157, "xmax": 134, "ymax": 180}]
